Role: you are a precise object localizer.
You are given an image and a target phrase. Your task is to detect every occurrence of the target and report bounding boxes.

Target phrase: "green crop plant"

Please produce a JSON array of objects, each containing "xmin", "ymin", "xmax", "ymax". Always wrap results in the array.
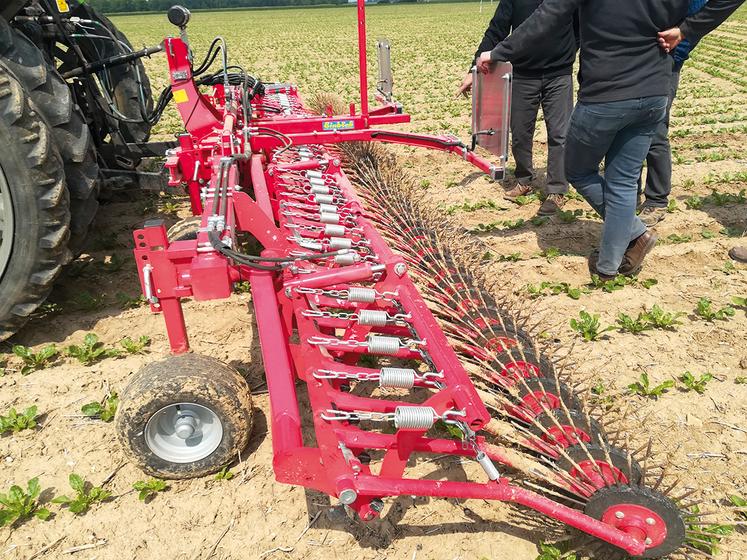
[
  {"xmin": 686, "ymin": 507, "xmax": 733, "ymax": 555},
  {"xmin": 513, "ymin": 193, "xmax": 539, "ymax": 206},
  {"xmin": 628, "ymin": 372, "xmax": 675, "ymax": 399},
  {"xmin": 52, "ymin": 474, "xmax": 111, "ymax": 514},
  {"xmin": 644, "ymin": 305, "xmax": 685, "ymax": 330},
  {"xmin": 215, "ymin": 467, "xmax": 235, "ymax": 481},
  {"xmin": 728, "ymin": 495, "xmax": 747, "ymax": 520},
  {"xmin": 695, "ymin": 298, "xmax": 735, "ymax": 321},
  {"xmin": 120, "ymin": 335, "xmax": 151, "ymax": 354},
  {"xmin": 535, "ymin": 542, "xmax": 577, "ymax": 560},
  {"xmin": 12, "ymin": 344, "xmax": 58, "ymax": 375},
  {"xmin": 66, "ymin": 333, "xmax": 120, "ymax": 366},
  {"xmin": 69, "ymin": 291, "xmax": 106, "ymax": 312},
  {"xmin": 616, "ymin": 312, "xmax": 651, "ymax": 334},
  {"xmin": 557, "ymin": 209, "xmax": 584, "ymax": 223},
  {"xmin": 0, "ymin": 406, "xmax": 38, "ymax": 435},
  {"xmin": 0, "ymin": 478, "xmax": 50, "ymax": 527},
  {"xmin": 81, "ymin": 392, "xmax": 119, "ymax": 423},
  {"xmin": 679, "ymin": 372, "xmax": 714, "ymax": 394},
  {"xmin": 116, "ymin": 292, "xmax": 147, "ymax": 310},
  {"xmin": 133, "ymin": 479, "xmax": 168, "ymax": 502},
  {"xmin": 666, "ymin": 199, "xmax": 679, "ymax": 213},
  {"xmin": 684, "ymin": 195, "xmax": 704, "ymax": 210},
  {"xmin": 539, "ymin": 247, "xmax": 563, "ymax": 262},
  {"xmin": 570, "ymin": 310, "xmax": 614, "ymax": 341}
]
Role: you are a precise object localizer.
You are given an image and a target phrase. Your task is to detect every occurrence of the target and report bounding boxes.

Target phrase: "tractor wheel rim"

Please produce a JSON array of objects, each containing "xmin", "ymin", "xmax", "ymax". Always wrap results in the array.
[
  {"xmin": 145, "ymin": 403, "xmax": 223, "ymax": 463},
  {"xmin": 0, "ymin": 165, "xmax": 14, "ymax": 282}
]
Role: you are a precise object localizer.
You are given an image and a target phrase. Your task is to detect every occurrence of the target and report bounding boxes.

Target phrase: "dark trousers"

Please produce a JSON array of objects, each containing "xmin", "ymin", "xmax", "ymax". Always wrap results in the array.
[
  {"xmin": 510, "ymin": 74, "xmax": 573, "ymax": 194},
  {"xmin": 640, "ymin": 69, "xmax": 681, "ymax": 207},
  {"xmin": 565, "ymin": 96, "xmax": 668, "ymax": 275}
]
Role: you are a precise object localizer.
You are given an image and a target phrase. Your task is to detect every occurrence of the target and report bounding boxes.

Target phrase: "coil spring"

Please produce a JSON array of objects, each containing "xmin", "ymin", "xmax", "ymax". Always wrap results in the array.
[
  {"xmin": 320, "ymin": 212, "xmax": 340, "ymax": 224},
  {"xmin": 311, "ymin": 185, "xmax": 331, "ymax": 195},
  {"xmin": 324, "ymin": 224, "xmax": 346, "ymax": 237},
  {"xmin": 307, "ymin": 170, "xmax": 323, "ymax": 179},
  {"xmin": 315, "ymin": 194, "xmax": 335, "ymax": 205},
  {"xmin": 379, "ymin": 367, "xmax": 416, "ymax": 388},
  {"xmin": 329, "ymin": 237, "xmax": 353, "ymax": 250},
  {"xmin": 335, "ymin": 253, "xmax": 359, "ymax": 266},
  {"xmin": 347, "ymin": 287, "xmax": 377, "ymax": 303},
  {"xmin": 319, "ymin": 203, "xmax": 339, "ymax": 214},
  {"xmin": 394, "ymin": 406, "xmax": 436, "ymax": 430},
  {"xmin": 368, "ymin": 335, "xmax": 400, "ymax": 355},
  {"xmin": 357, "ymin": 309, "xmax": 389, "ymax": 327}
]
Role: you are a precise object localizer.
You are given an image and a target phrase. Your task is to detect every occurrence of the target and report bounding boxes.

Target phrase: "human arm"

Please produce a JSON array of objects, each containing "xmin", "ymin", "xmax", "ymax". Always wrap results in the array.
[{"xmin": 659, "ymin": 0, "xmax": 745, "ymax": 51}]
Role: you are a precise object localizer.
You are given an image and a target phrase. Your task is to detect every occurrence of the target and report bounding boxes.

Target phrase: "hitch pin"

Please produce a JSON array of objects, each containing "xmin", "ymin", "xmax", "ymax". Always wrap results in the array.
[{"xmin": 142, "ymin": 264, "xmax": 159, "ymax": 304}]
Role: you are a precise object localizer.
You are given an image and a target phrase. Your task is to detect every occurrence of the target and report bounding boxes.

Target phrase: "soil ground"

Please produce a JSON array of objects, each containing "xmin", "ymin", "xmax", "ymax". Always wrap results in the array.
[{"xmin": 1, "ymin": 4, "xmax": 746, "ymax": 560}]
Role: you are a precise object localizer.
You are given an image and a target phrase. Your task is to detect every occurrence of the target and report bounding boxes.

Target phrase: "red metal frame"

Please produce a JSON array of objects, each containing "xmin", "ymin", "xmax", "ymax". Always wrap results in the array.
[{"xmin": 132, "ymin": 4, "xmax": 658, "ymax": 556}]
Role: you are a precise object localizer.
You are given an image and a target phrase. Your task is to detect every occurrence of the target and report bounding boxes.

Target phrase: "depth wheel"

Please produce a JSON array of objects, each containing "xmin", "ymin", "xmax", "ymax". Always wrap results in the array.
[
  {"xmin": 584, "ymin": 485, "xmax": 686, "ymax": 559},
  {"xmin": 116, "ymin": 353, "xmax": 254, "ymax": 479}
]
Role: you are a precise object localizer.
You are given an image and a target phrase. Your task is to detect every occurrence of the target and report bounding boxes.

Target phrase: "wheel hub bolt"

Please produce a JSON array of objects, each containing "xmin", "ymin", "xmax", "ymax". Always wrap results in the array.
[
  {"xmin": 646, "ymin": 517, "xmax": 656, "ymax": 526},
  {"xmin": 615, "ymin": 511, "xmax": 624, "ymax": 519},
  {"xmin": 174, "ymin": 415, "xmax": 197, "ymax": 439},
  {"xmin": 645, "ymin": 538, "xmax": 652, "ymax": 545}
]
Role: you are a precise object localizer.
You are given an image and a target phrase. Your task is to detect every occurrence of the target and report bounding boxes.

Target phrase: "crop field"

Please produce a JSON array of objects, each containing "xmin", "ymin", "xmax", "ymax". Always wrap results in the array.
[{"xmin": 1, "ymin": 3, "xmax": 746, "ymax": 560}]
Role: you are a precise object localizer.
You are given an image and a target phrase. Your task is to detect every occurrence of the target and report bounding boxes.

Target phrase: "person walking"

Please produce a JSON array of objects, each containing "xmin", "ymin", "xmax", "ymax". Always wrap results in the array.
[
  {"xmin": 657, "ymin": 0, "xmax": 747, "ymax": 261},
  {"xmin": 456, "ymin": 0, "xmax": 577, "ymax": 216},
  {"xmin": 476, "ymin": 0, "xmax": 694, "ymax": 279},
  {"xmin": 637, "ymin": 0, "xmax": 708, "ymax": 228}
]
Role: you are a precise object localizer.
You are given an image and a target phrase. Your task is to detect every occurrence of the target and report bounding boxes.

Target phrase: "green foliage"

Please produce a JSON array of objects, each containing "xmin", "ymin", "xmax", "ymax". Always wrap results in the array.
[
  {"xmin": 616, "ymin": 312, "xmax": 651, "ymax": 334},
  {"xmin": 695, "ymin": 297, "xmax": 735, "ymax": 321},
  {"xmin": 701, "ymin": 229, "xmax": 717, "ymax": 239},
  {"xmin": 503, "ymin": 218, "xmax": 526, "ymax": 230},
  {"xmin": 81, "ymin": 393, "xmax": 119, "ymax": 423},
  {"xmin": 527, "ymin": 282, "xmax": 586, "ymax": 300},
  {"xmin": 735, "ymin": 376, "xmax": 747, "ymax": 384},
  {"xmin": 535, "ymin": 542, "xmax": 577, "ymax": 560},
  {"xmin": 539, "ymin": 247, "xmax": 563, "ymax": 262},
  {"xmin": 120, "ymin": 335, "xmax": 151, "ymax": 354},
  {"xmin": 639, "ymin": 278, "xmax": 659, "ymax": 289},
  {"xmin": 685, "ymin": 195, "xmax": 704, "ymax": 210},
  {"xmin": 444, "ymin": 199, "xmax": 504, "ymax": 215},
  {"xmin": 666, "ymin": 198, "xmax": 678, "ymax": 213},
  {"xmin": 686, "ymin": 507, "xmax": 733, "ymax": 555},
  {"xmin": 627, "ymin": 372, "xmax": 674, "ymax": 399},
  {"xmin": 116, "ymin": 292, "xmax": 146, "ymax": 310},
  {"xmin": 679, "ymin": 372, "xmax": 714, "ymax": 394},
  {"xmin": 643, "ymin": 304, "xmax": 685, "ymax": 330},
  {"xmin": 66, "ymin": 333, "xmax": 120, "ymax": 366},
  {"xmin": 589, "ymin": 274, "xmax": 634, "ymax": 293},
  {"xmin": 214, "ymin": 467, "xmax": 235, "ymax": 481},
  {"xmin": 721, "ymin": 261, "xmax": 737, "ymax": 275},
  {"xmin": 570, "ymin": 311, "xmax": 614, "ymax": 341},
  {"xmin": 52, "ymin": 474, "xmax": 111, "ymax": 514},
  {"xmin": 133, "ymin": 479, "xmax": 168, "ymax": 502},
  {"xmin": 234, "ymin": 281, "xmax": 251, "ymax": 293},
  {"xmin": 556, "ymin": 209, "xmax": 584, "ymax": 223},
  {"xmin": 530, "ymin": 215, "xmax": 550, "ymax": 226},
  {"xmin": 68, "ymin": 291, "xmax": 106, "ymax": 312},
  {"xmin": 728, "ymin": 495, "xmax": 747, "ymax": 520},
  {"xmin": 731, "ymin": 296, "xmax": 746, "ymax": 307},
  {"xmin": 12, "ymin": 344, "xmax": 58, "ymax": 375},
  {"xmin": 663, "ymin": 233, "xmax": 693, "ymax": 244},
  {"xmin": 513, "ymin": 192, "xmax": 539, "ymax": 206},
  {"xmin": 0, "ymin": 478, "xmax": 50, "ymax": 527},
  {"xmin": 0, "ymin": 406, "xmax": 38, "ymax": 435}
]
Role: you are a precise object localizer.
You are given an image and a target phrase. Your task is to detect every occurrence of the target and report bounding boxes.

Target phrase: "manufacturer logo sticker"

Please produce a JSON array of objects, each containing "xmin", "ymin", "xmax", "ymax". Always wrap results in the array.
[{"xmin": 322, "ymin": 120, "xmax": 354, "ymax": 131}]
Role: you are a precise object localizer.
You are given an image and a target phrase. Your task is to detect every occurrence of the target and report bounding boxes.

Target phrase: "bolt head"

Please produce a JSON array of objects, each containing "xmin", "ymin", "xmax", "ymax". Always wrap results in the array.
[
  {"xmin": 615, "ymin": 511, "xmax": 624, "ymax": 519},
  {"xmin": 646, "ymin": 517, "xmax": 656, "ymax": 526},
  {"xmin": 394, "ymin": 262, "xmax": 407, "ymax": 277},
  {"xmin": 174, "ymin": 415, "xmax": 197, "ymax": 440},
  {"xmin": 644, "ymin": 538, "xmax": 652, "ymax": 545},
  {"xmin": 339, "ymin": 488, "xmax": 357, "ymax": 505}
]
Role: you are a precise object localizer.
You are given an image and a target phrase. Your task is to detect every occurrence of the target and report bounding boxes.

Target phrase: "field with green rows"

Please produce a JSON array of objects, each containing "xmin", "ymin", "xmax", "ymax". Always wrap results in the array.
[{"xmin": 0, "ymin": 3, "xmax": 745, "ymax": 559}]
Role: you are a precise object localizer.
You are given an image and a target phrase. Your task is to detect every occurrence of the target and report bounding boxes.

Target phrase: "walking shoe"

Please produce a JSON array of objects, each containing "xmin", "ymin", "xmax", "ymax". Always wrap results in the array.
[
  {"xmin": 619, "ymin": 230, "xmax": 658, "ymax": 276},
  {"xmin": 638, "ymin": 205, "xmax": 666, "ymax": 227},
  {"xmin": 729, "ymin": 246, "xmax": 747, "ymax": 263},
  {"xmin": 504, "ymin": 183, "xmax": 533, "ymax": 201},
  {"xmin": 538, "ymin": 193, "xmax": 566, "ymax": 216},
  {"xmin": 587, "ymin": 250, "xmax": 616, "ymax": 281}
]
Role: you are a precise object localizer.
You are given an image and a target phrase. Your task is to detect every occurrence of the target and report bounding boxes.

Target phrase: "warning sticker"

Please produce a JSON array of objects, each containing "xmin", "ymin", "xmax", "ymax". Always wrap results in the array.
[
  {"xmin": 56, "ymin": 0, "xmax": 70, "ymax": 13},
  {"xmin": 173, "ymin": 89, "xmax": 190, "ymax": 104}
]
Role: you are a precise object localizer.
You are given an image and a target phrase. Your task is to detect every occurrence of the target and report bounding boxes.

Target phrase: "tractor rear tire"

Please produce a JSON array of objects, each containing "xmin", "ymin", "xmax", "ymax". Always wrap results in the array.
[
  {"xmin": 116, "ymin": 353, "xmax": 254, "ymax": 479},
  {"xmin": 0, "ymin": 19, "xmax": 100, "ymax": 254},
  {"xmin": 0, "ymin": 63, "xmax": 70, "ymax": 341}
]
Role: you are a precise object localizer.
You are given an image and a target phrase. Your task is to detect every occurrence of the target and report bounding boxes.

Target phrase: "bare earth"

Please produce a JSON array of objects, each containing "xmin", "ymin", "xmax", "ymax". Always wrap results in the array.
[{"xmin": 1, "ymin": 4, "xmax": 746, "ymax": 560}]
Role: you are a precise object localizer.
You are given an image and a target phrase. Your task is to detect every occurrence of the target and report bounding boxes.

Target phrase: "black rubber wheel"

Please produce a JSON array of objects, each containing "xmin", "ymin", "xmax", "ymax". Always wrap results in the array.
[
  {"xmin": 66, "ymin": 1, "xmax": 154, "ymax": 145},
  {"xmin": 167, "ymin": 216, "xmax": 201, "ymax": 242},
  {"xmin": 116, "ymin": 353, "xmax": 254, "ymax": 479},
  {"xmin": 0, "ymin": 63, "xmax": 70, "ymax": 341},
  {"xmin": 584, "ymin": 485, "xmax": 686, "ymax": 559},
  {"xmin": 0, "ymin": 19, "xmax": 100, "ymax": 254}
]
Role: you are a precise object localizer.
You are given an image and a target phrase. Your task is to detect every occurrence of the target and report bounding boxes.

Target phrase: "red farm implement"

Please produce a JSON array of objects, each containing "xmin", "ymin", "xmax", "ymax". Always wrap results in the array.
[{"xmin": 114, "ymin": 5, "xmax": 710, "ymax": 559}]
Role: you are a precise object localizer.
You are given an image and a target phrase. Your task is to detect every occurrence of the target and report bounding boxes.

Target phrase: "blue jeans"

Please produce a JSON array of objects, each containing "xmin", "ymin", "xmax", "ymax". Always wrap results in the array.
[{"xmin": 564, "ymin": 96, "xmax": 668, "ymax": 276}]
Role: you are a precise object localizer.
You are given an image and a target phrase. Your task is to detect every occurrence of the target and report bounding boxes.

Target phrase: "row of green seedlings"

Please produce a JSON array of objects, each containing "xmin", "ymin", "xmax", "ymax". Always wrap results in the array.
[
  {"xmin": 0, "ymin": 475, "xmax": 168, "ymax": 528},
  {"xmin": 3, "ymin": 333, "xmax": 151, "ymax": 376},
  {"xmin": 570, "ymin": 296, "xmax": 746, "ymax": 341},
  {"xmin": 527, "ymin": 274, "xmax": 659, "ymax": 301},
  {"xmin": 536, "ymin": 494, "xmax": 747, "ymax": 558}
]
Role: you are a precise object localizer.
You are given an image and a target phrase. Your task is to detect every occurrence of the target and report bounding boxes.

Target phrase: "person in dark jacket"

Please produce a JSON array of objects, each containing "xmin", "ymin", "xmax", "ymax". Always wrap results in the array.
[
  {"xmin": 475, "ymin": 0, "xmax": 740, "ymax": 279},
  {"xmin": 637, "ymin": 0, "xmax": 708, "ymax": 228},
  {"xmin": 456, "ymin": 0, "xmax": 577, "ymax": 216},
  {"xmin": 656, "ymin": 0, "xmax": 746, "ymax": 262}
]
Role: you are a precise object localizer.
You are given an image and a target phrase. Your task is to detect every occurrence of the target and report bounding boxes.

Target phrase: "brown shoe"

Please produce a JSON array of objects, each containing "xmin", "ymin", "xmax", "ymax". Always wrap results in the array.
[
  {"xmin": 638, "ymin": 205, "xmax": 666, "ymax": 227},
  {"xmin": 538, "ymin": 193, "xmax": 566, "ymax": 216},
  {"xmin": 504, "ymin": 183, "xmax": 533, "ymax": 201},
  {"xmin": 729, "ymin": 246, "xmax": 747, "ymax": 263},
  {"xmin": 587, "ymin": 249, "xmax": 616, "ymax": 281},
  {"xmin": 619, "ymin": 230, "xmax": 658, "ymax": 276}
]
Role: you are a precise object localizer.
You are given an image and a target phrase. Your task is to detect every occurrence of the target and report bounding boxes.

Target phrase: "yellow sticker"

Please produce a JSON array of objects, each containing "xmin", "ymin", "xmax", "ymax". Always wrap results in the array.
[
  {"xmin": 56, "ymin": 0, "xmax": 70, "ymax": 13},
  {"xmin": 173, "ymin": 89, "xmax": 189, "ymax": 104}
]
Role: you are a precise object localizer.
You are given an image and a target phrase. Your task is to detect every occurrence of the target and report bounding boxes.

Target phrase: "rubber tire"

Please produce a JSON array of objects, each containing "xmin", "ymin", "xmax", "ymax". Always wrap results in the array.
[
  {"xmin": 167, "ymin": 216, "xmax": 201, "ymax": 242},
  {"xmin": 116, "ymin": 353, "xmax": 254, "ymax": 479},
  {"xmin": 0, "ymin": 19, "xmax": 100, "ymax": 254},
  {"xmin": 68, "ymin": 1, "xmax": 154, "ymax": 145},
  {"xmin": 0, "ymin": 63, "xmax": 70, "ymax": 341}
]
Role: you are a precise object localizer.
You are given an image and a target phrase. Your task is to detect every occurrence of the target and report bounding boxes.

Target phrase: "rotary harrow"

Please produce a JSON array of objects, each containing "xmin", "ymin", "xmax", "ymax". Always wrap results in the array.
[{"xmin": 115, "ymin": 5, "xmax": 726, "ymax": 559}]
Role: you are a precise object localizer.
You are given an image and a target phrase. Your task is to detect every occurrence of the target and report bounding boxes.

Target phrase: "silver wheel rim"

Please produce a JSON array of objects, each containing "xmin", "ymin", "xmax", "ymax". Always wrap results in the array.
[
  {"xmin": 0, "ymin": 165, "xmax": 14, "ymax": 281},
  {"xmin": 145, "ymin": 403, "xmax": 223, "ymax": 463}
]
